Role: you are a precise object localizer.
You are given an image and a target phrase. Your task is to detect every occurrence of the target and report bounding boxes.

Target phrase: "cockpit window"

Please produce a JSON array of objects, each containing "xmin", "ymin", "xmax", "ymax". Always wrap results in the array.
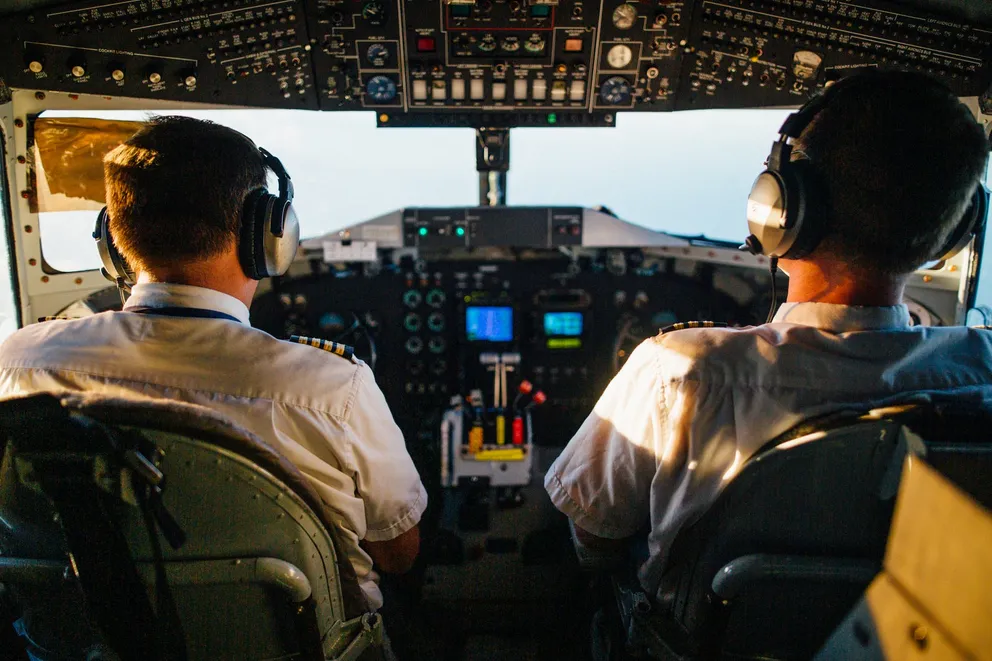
[
  {"xmin": 34, "ymin": 108, "xmax": 792, "ymax": 273},
  {"xmin": 19, "ymin": 108, "xmax": 992, "ymax": 316},
  {"xmin": 34, "ymin": 109, "xmax": 478, "ymax": 273},
  {"xmin": 507, "ymin": 110, "xmax": 793, "ymax": 240}
]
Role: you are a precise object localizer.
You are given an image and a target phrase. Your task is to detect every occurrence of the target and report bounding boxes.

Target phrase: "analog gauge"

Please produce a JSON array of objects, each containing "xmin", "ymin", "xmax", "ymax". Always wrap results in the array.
[
  {"xmin": 792, "ymin": 50, "xmax": 824, "ymax": 81},
  {"xmin": 525, "ymin": 34, "xmax": 546, "ymax": 54},
  {"xmin": 612, "ymin": 4, "xmax": 637, "ymax": 30},
  {"xmin": 606, "ymin": 44, "xmax": 633, "ymax": 69},
  {"xmin": 362, "ymin": 1, "xmax": 386, "ymax": 25},
  {"xmin": 366, "ymin": 75, "xmax": 397, "ymax": 103},
  {"xmin": 366, "ymin": 43, "xmax": 389, "ymax": 67},
  {"xmin": 478, "ymin": 34, "xmax": 498, "ymax": 52},
  {"xmin": 599, "ymin": 76, "xmax": 632, "ymax": 105}
]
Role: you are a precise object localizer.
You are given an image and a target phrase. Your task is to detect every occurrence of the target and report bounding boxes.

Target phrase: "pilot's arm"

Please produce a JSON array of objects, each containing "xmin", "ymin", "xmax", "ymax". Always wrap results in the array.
[
  {"xmin": 544, "ymin": 340, "xmax": 668, "ymax": 567},
  {"xmin": 347, "ymin": 363, "xmax": 428, "ymax": 574}
]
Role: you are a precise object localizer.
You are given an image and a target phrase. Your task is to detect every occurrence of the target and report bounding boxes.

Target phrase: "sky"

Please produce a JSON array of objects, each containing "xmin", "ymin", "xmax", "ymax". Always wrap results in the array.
[
  {"xmin": 29, "ymin": 108, "xmax": 794, "ymax": 272},
  {"xmin": 2, "ymin": 107, "xmax": 991, "ymax": 336}
]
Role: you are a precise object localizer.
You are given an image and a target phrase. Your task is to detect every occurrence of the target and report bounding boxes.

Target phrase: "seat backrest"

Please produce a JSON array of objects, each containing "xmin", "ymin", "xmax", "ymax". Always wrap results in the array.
[
  {"xmin": 0, "ymin": 392, "xmax": 372, "ymax": 661},
  {"xmin": 654, "ymin": 402, "xmax": 992, "ymax": 661}
]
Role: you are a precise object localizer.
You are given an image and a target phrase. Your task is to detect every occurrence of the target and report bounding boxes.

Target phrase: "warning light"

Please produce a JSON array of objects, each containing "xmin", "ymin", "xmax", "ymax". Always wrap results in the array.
[
  {"xmin": 418, "ymin": 227, "xmax": 428, "ymax": 236},
  {"xmin": 548, "ymin": 113, "xmax": 557, "ymax": 124},
  {"xmin": 564, "ymin": 38, "xmax": 583, "ymax": 52},
  {"xmin": 455, "ymin": 226, "xmax": 466, "ymax": 237}
]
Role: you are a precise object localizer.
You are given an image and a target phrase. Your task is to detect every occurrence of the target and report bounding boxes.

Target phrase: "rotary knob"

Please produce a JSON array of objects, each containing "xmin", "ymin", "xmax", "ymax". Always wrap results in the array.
[{"xmin": 68, "ymin": 55, "xmax": 87, "ymax": 78}]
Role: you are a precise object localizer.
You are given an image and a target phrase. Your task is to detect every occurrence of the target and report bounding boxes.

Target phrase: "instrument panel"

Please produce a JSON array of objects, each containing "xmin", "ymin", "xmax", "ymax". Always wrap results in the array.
[
  {"xmin": 249, "ymin": 209, "xmax": 776, "ymax": 487},
  {"xmin": 1, "ymin": 0, "xmax": 989, "ymax": 126}
]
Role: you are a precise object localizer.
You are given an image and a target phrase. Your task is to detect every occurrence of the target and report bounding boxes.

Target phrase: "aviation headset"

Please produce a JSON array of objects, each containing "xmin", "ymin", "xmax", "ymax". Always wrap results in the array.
[
  {"xmin": 744, "ymin": 75, "xmax": 990, "ymax": 262},
  {"xmin": 94, "ymin": 145, "xmax": 301, "ymax": 289}
]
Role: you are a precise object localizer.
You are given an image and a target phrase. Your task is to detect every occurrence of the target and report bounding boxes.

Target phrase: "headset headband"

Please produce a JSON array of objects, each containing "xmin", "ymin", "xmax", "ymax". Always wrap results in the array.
[
  {"xmin": 259, "ymin": 147, "xmax": 294, "ymax": 201},
  {"xmin": 767, "ymin": 77, "xmax": 858, "ymax": 171}
]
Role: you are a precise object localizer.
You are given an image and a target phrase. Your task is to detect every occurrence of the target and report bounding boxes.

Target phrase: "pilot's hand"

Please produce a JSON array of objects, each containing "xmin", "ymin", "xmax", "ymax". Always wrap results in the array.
[
  {"xmin": 571, "ymin": 521, "xmax": 629, "ymax": 570},
  {"xmin": 362, "ymin": 524, "xmax": 421, "ymax": 574}
]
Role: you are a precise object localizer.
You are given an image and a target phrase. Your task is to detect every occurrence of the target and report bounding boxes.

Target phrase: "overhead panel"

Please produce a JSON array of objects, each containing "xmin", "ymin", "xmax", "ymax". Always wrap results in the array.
[{"xmin": 0, "ymin": 0, "xmax": 989, "ymax": 126}]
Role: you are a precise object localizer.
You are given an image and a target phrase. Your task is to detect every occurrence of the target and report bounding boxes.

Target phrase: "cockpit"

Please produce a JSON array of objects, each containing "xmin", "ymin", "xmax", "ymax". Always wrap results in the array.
[{"xmin": 1, "ymin": 1, "xmax": 992, "ymax": 659}]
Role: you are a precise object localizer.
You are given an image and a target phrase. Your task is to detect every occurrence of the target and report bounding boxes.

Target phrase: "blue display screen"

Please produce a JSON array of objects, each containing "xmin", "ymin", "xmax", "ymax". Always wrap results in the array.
[
  {"xmin": 544, "ymin": 312, "xmax": 584, "ymax": 337},
  {"xmin": 466, "ymin": 307, "xmax": 514, "ymax": 342}
]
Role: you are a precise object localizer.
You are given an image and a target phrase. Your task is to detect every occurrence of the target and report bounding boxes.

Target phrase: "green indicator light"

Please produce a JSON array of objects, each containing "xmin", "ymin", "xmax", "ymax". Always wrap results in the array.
[
  {"xmin": 418, "ymin": 227, "xmax": 428, "ymax": 236},
  {"xmin": 455, "ymin": 227, "xmax": 466, "ymax": 237},
  {"xmin": 548, "ymin": 113, "xmax": 557, "ymax": 125}
]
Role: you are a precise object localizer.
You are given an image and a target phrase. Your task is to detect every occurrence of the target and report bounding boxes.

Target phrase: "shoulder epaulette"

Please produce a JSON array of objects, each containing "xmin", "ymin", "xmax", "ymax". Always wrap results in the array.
[
  {"xmin": 289, "ymin": 335, "xmax": 356, "ymax": 361},
  {"xmin": 37, "ymin": 316, "xmax": 71, "ymax": 323},
  {"xmin": 659, "ymin": 321, "xmax": 730, "ymax": 335}
]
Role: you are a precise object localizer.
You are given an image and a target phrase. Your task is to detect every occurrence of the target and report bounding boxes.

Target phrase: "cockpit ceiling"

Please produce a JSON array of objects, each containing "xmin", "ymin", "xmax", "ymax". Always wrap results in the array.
[
  {"xmin": 1, "ymin": 0, "xmax": 990, "ymax": 125},
  {"xmin": 1, "ymin": 0, "xmax": 992, "ymax": 21}
]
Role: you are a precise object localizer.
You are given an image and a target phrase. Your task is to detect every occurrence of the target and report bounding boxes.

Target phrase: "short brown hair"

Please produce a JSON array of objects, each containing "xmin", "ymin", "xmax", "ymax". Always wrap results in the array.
[
  {"xmin": 103, "ymin": 116, "xmax": 267, "ymax": 270},
  {"xmin": 795, "ymin": 70, "xmax": 989, "ymax": 274}
]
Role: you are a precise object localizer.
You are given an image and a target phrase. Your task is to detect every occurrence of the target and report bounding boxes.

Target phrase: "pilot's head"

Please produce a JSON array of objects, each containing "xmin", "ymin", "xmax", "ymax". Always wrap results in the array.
[
  {"xmin": 788, "ymin": 69, "xmax": 989, "ymax": 277},
  {"xmin": 103, "ymin": 116, "xmax": 268, "ymax": 282}
]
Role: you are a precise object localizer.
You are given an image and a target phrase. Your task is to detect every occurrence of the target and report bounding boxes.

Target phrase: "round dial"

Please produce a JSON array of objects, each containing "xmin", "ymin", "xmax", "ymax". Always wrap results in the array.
[
  {"xmin": 599, "ymin": 76, "xmax": 632, "ymax": 105},
  {"xmin": 479, "ymin": 34, "xmax": 498, "ymax": 52},
  {"xmin": 362, "ymin": 1, "xmax": 386, "ymax": 25},
  {"xmin": 366, "ymin": 75, "xmax": 397, "ymax": 103},
  {"xmin": 367, "ymin": 43, "xmax": 389, "ymax": 67},
  {"xmin": 606, "ymin": 44, "xmax": 633, "ymax": 69},
  {"xmin": 612, "ymin": 4, "xmax": 637, "ymax": 30}
]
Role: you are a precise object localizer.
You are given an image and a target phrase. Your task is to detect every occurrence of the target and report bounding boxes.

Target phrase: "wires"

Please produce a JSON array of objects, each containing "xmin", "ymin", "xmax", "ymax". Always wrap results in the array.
[
  {"xmin": 766, "ymin": 257, "xmax": 780, "ymax": 324},
  {"xmin": 333, "ymin": 313, "xmax": 378, "ymax": 370},
  {"xmin": 611, "ymin": 314, "xmax": 638, "ymax": 373}
]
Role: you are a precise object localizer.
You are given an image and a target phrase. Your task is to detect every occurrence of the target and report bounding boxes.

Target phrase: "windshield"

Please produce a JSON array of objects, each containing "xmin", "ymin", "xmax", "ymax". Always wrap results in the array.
[
  {"xmin": 4, "ymin": 108, "xmax": 992, "ymax": 331},
  {"xmin": 32, "ymin": 108, "xmax": 792, "ymax": 272},
  {"xmin": 508, "ymin": 111, "xmax": 792, "ymax": 239},
  {"xmin": 34, "ymin": 109, "xmax": 479, "ymax": 272}
]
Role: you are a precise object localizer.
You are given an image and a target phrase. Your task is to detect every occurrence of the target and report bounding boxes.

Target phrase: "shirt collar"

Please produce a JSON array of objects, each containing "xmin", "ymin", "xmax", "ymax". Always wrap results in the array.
[
  {"xmin": 771, "ymin": 301, "xmax": 912, "ymax": 332},
  {"xmin": 123, "ymin": 283, "xmax": 251, "ymax": 325}
]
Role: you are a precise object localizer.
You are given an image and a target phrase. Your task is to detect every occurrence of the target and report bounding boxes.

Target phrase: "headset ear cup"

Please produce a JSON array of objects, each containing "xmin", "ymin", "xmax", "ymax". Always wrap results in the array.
[
  {"xmin": 240, "ymin": 189, "xmax": 272, "ymax": 280},
  {"xmin": 263, "ymin": 202, "xmax": 301, "ymax": 277},
  {"xmin": 779, "ymin": 161, "xmax": 828, "ymax": 260},
  {"xmin": 93, "ymin": 206, "xmax": 135, "ymax": 286}
]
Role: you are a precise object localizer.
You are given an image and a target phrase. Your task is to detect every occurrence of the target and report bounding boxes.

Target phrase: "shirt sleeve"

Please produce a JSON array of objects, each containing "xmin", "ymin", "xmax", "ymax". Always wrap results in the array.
[
  {"xmin": 346, "ymin": 363, "xmax": 428, "ymax": 542},
  {"xmin": 544, "ymin": 339, "xmax": 666, "ymax": 539}
]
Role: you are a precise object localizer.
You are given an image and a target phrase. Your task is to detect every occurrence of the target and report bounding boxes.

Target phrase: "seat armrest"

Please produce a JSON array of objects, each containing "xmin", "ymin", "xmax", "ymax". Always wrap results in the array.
[
  {"xmin": 711, "ymin": 554, "xmax": 880, "ymax": 601},
  {"xmin": 0, "ymin": 558, "xmax": 68, "ymax": 584}
]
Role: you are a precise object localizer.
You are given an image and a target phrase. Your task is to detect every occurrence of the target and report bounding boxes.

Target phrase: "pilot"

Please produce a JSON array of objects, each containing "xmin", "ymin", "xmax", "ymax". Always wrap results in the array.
[
  {"xmin": 0, "ymin": 116, "xmax": 426, "ymax": 611},
  {"xmin": 544, "ymin": 70, "xmax": 992, "ymax": 596}
]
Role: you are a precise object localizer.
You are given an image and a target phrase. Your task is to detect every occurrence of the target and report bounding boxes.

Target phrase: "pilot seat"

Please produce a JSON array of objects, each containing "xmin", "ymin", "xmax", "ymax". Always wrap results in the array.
[
  {"xmin": 592, "ymin": 400, "xmax": 992, "ymax": 661},
  {"xmin": 0, "ymin": 391, "xmax": 388, "ymax": 661}
]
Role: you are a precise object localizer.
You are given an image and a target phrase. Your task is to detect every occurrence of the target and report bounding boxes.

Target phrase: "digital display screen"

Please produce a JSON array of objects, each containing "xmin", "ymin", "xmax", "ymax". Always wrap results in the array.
[
  {"xmin": 547, "ymin": 338, "xmax": 582, "ymax": 350},
  {"xmin": 544, "ymin": 312, "xmax": 584, "ymax": 337},
  {"xmin": 466, "ymin": 307, "xmax": 513, "ymax": 342}
]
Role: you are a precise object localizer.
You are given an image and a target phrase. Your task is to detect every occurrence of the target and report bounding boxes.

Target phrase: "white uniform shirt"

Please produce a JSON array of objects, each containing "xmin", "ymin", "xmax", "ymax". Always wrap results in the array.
[
  {"xmin": 545, "ymin": 302, "xmax": 992, "ymax": 598},
  {"xmin": 0, "ymin": 283, "xmax": 427, "ymax": 609}
]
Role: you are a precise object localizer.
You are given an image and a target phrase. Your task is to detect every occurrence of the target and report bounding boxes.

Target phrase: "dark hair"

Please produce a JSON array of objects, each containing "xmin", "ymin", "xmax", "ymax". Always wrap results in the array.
[
  {"xmin": 103, "ymin": 115, "xmax": 267, "ymax": 269},
  {"xmin": 794, "ymin": 69, "xmax": 989, "ymax": 274}
]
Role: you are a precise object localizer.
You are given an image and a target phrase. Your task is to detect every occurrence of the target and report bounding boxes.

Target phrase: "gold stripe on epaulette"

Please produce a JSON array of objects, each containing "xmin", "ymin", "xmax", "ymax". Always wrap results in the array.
[
  {"xmin": 289, "ymin": 335, "xmax": 356, "ymax": 361},
  {"xmin": 659, "ymin": 321, "xmax": 730, "ymax": 335}
]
